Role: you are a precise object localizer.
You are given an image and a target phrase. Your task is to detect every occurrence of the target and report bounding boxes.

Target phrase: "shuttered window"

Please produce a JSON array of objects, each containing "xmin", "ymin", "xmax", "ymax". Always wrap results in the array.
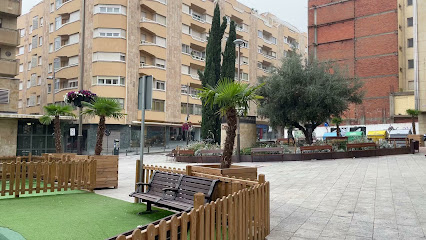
[{"xmin": 0, "ymin": 89, "xmax": 10, "ymax": 104}]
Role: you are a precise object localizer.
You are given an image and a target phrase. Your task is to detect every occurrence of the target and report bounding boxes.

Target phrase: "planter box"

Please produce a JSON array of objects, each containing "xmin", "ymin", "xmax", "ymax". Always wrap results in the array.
[
  {"xmin": 349, "ymin": 149, "xmax": 377, "ymax": 158},
  {"xmin": 332, "ymin": 152, "xmax": 350, "ymax": 159},
  {"xmin": 301, "ymin": 152, "xmax": 333, "ymax": 161},
  {"xmin": 252, "ymin": 154, "xmax": 283, "ymax": 162},
  {"xmin": 176, "ymin": 156, "xmax": 201, "ymax": 163},
  {"xmin": 201, "ymin": 156, "xmax": 221, "ymax": 163},
  {"xmin": 191, "ymin": 164, "xmax": 257, "ymax": 180},
  {"xmin": 283, "ymin": 154, "xmax": 302, "ymax": 161},
  {"xmin": 376, "ymin": 148, "xmax": 410, "ymax": 156},
  {"xmin": 90, "ymin": 155, "xmax": 118, "ymax": 189}
]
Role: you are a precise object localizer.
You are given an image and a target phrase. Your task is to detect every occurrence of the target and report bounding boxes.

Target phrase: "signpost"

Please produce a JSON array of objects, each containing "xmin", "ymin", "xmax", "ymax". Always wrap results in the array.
[{"xmin": 138, "ymin": 76, "xmax": 153, "ymax": 194}]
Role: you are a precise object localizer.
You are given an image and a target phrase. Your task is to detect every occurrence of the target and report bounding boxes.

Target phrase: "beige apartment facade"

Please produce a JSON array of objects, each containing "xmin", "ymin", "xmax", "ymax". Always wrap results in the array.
[
  {"xmin": 396, "ymin": 0, "xmax": 426, "ymax": 133},
  {"xmin": 16, "ymin": 0, "xmax": 307, "ymax": 154},
  {"xmin": 0, "ymin": 0, "xmax": 21, "ymax": 156}
]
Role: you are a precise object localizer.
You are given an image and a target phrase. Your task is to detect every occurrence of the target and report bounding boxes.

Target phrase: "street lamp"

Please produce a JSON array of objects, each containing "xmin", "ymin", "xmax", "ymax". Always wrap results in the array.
[{"xmin": 234, "ymin": 39, "xmax": 244, "ymax": 162}]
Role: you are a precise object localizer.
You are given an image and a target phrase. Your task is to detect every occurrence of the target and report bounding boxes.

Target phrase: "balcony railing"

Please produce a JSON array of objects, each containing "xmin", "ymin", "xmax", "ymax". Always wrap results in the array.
[
  {"xmin": 140, "ymin": 62, "xmax": 166, "ymax": 69},
  {"xmin": 0, "ymin": 0, "xmax": 21, "ymax": 16},
  {"xmin": 192, "ymin": 14, "xmax": 206, "ymax": 23},
  {"xmin": 141, "ymin": 17, "xmax": 166, "ymax": 26},
  {"xmin": 0, "ymin": 28, "xmax": 19, "ymax": 46},
  {"xmin": 0, "ymin": 58, "xmax": 18, "ymax": 77},
  {"xmin": 141, "ymin": 40, "xmax": 165, "ymax": 48},
  {"xmin": 191, "ymin": 53, "xmax": 205, "ymax": 61},
  {"xmin": 55, "ymin": 86, "xmax": 78, "ymax": 93},
  {"xmin": 191, "ymin": 35, "xmax": 207, "ymax": 43}
]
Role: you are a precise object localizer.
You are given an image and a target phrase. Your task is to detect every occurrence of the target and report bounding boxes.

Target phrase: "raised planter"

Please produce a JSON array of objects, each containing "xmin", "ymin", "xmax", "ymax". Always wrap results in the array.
[
  {"xmin": 89, "ymin": 155, "xmax": 118, "ymax": 189},
  {"xmin": 301, "ymin": 152, "xmax": 333, "ymax": 161},
  {"xmin": 191, "ymin": 164, "xmax": 257, "ymax": 180}
]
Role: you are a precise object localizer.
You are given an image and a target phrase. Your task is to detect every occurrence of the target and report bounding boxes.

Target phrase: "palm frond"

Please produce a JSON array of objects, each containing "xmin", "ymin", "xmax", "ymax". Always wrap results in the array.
[
  {"xmin": 39, "ymin": 115, "xmax": 53, "ymax": 125},
  {"xmin": 82, "ymin": 97, "xmax": 126, "ymax": 119}
]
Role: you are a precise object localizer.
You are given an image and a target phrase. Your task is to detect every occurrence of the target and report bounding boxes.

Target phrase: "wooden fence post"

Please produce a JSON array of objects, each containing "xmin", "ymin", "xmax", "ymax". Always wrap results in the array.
[
  {"xmin": 90, "ymin": 159, "xmax": 97, "ymax": 192},
  {"xmin": 186, "ymin": 165, "xmax": 192, "ymax": 176},
  {"xmin": 258, "ymin": 174, "xmax": 265, "ymax": 184},
  {"xmin": 135, "ymin": 160, "xmax": 140, "ymax": 203},
  {"xmin": 28, "ymin": 153, "xmax": 32, "ymax": 162},
  {"xmin": 194, "ymin": 192, "xmax": 205, "ymax": 210},
  {"xmin": 232, "ymin": 181, "xmax": 241, "ymax": 194}
]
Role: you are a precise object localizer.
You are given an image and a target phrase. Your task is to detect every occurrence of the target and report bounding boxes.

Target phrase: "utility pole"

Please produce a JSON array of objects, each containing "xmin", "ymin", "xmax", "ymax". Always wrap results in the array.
[
  {"xmin": 234, "ymin": 39, "xmax": 243, "ymax": 162},
  {"xmin": 77, "ymin": 0, "xmax": 86, "ymax": 155}
]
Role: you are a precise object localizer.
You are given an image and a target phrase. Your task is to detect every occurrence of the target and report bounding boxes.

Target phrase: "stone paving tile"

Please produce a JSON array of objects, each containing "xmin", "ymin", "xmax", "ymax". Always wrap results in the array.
[{"xmin": 101, "ymin": 153, "xmax": 426, "ymax": 240}]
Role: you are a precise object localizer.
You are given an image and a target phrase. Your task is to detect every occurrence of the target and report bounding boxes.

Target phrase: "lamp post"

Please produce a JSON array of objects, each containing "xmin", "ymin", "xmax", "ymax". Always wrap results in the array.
[
  {"xmin": 233, "ymin": 39, "xmax": 244, "ymax": 162},
  {"xmin": 77, "ymin": 0, "xmax": 86, "ymax": 155}
]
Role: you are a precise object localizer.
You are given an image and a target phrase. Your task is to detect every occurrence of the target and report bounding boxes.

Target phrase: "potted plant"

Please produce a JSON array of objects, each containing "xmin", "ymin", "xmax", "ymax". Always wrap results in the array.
[{"xmin": 64, "ymin": 90, "xmax": 97, "ymax": 107}]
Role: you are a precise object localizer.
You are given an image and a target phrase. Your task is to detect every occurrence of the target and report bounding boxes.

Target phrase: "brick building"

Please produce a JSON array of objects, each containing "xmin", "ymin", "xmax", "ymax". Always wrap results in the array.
[{"xmin": 308, "ymin": 0, "xmax": 399, "ymax": 125}]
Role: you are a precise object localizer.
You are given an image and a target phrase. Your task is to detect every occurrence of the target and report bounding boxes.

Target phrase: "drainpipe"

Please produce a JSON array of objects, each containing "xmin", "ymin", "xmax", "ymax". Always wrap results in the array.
[
  {"xmin": 314, "ymin": 7, "xmax": 318, "ymax": 59},
  {"xmin": 414, "ymin": 0, "xmax": 420, "ymax": 110}
]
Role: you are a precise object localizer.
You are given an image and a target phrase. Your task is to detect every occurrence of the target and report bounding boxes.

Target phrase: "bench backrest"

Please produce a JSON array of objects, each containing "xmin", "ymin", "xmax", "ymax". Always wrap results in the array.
[
  {"xmin": 147, "ymin": 171, "xmax": 182, "ymax": 199},
  {"xmin": 277, "ymin": 138, "xmax": 295, "ymax": 143},
  {"xmin": 347, "ymin": 143, "xmax": 376, "ymax": 149},
  {"xmin": 174, "ymin": 175, "xmax": 219, "ymax": 205},
  {"xmin": 200, "ymin": 149, "xmax": 223, "ymax": 155},
  {"xmin": 251, "ymin": 148, "xmax": 284, "ymax": 154},
  {"xmin": 300, "ymin": 145, "xmax": 333, "ymax": 152}
]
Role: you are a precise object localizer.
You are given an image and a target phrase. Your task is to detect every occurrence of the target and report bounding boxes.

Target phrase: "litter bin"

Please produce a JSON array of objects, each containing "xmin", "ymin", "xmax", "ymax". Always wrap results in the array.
[
  {"xmin": 346, "ymin": 131, "xmax": 364, "ymax": 142},
  {"xmin": 322, "ymin": 132, "xmax": 337, "ymax": 140},
  {"xmin": 367, "ymin": 130, "xmax": 388, "ymax": 143},
  {"xmin": 411, "ymin": 140, "xmax": 419, "ymax": 153},
  {"xmin": 113, "ymin": 139, "xmax": 120, "ymax": 155}
]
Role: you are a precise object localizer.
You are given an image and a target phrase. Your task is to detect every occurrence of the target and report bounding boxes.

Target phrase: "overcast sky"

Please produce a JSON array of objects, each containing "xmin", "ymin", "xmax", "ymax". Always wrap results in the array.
[{"xmin": 22, "ymin": 0, "xmax": 307, "ymax": 32}]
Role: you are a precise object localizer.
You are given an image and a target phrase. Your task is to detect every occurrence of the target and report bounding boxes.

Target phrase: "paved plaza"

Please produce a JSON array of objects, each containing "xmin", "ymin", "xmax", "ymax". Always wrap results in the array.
[{"xmin": 97, "ymin": 152, "xmax": 426, "ymax": 240}]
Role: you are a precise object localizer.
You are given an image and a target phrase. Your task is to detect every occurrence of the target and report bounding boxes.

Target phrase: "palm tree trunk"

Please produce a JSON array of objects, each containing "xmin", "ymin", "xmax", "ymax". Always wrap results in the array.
[
  {"xmin": 222, "ymin": 107, "xmax": 237, "ymax": 169},
  {"xmin": 336, "ymin": 124, "xmax": 341, "ymax": 137},
  {"xmin": 54, "ymin": 116, "xmax": 62, "ymax": 153},
  {"xmin": 95, "ymin": 116, "xmax": 106, "ymax": 155},
  {"xmin": 412, "ymin": 116, "xmax": 416, "ymax": 135}
]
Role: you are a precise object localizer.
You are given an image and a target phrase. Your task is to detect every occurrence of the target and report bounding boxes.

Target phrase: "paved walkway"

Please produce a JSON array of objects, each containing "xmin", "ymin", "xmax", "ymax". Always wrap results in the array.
[{"xmin": 96, "ymin": 152, "xmax": 426, "ymax": 240}]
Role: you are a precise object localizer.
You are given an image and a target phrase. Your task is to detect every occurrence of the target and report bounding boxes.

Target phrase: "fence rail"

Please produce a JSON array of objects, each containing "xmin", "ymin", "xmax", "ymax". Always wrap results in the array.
[
  {"xmin": 0, "ymin": 158, "xmax": 96, "ymax": 197},
  {"xmin": 117, "ymin": 182, "xmax": 270, "ymax": 240}
]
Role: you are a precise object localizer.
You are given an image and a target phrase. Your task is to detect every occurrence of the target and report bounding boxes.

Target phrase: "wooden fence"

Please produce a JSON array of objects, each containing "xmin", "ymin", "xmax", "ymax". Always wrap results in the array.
[
  {"xmin": 117, "ymin": 182, "xmax": 270, "ymax": 240},
  {"xmin": 126, "ymin": 162, "xmax": 270, "ymax": 239},
  {"xmin": 0, "ymin": 158, "xmax": 97, "ymax": 197}
]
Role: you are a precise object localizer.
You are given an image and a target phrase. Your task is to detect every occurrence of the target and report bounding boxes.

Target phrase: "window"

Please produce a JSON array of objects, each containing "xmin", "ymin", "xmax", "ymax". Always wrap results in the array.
[
  {"xmin": 27, "ymin": 80, "xmax": 31, "ymax": 88},
  {"xmin": 28, "ymin": 43, "xmax": 32, "ymax": 52},
  {"xmin": 94, "ymin": 28, "xmax": 126, "ymax": 38},
  {"xmin": 39, "ymin": 36, "xmax": 43, "ymax": 46},
  {"xmin": 182, "ymin": 44, "xmax": 191, "ymax": 54},
  {"xmin": 37, "ymin": 76, "xmax": 42, "ymax": 85},
  {"xmin": 50, "ymin": 3, "xmax": 54, "ymax": 12},
  {"xmin": 32, "ymin": 35, "xmax": 38, "ymax": 49},
  {"xmin": 0, "ymin": 89, "xmax": 10, "ymax": 104},
  {"xmin": 31, "ymin": 74, "xmax": 37, "ymax": 86},
  {"xmin": 40, "ymin": 17, "xmax": 44, "ymax": 27},
  {"xmin": 408, "ymin": 59, "xmax": 414, "ymax": 69},
  {"xmin": 19, "ymin": 28, "xmax": 26, "ymax": 37},
  {"xmin": 49, "ymin": 43, "xmax": 53, "ymax": 53},
  {"xmin": 151, "ymin": 99, "xmax": 165, "ymax": 112},
  {"xmin": 181, "ymin": 65, "xmax": 190, "ymax": 75},
  {"xmin": 408, "ymin": 38, "xmax": 414, "ymax": 48},
  {"xmin": 182, "ymin": 24, "xmax": 190, "ymax": 34},
  {"xmin": 32, "ymin": 16, "xmax": 39, "ymax": 30},
  {"xmin": 153, "ymin": 80, "xmax": 165, "ymax": 91},
  {"xmin": 93, "ymin": 76, "xmax": 125, "ymax": 86},
  {"xmin": 92, "ymin": 52, "xmax": 126, "ymax": 62},
  {"xmin": 19, "ymin": 82, "xmax": 23, "ymax": 90},
  {"xmin": 18, "ymin": 46, "xmax": 24, "ymax": 55},
  {"xmin": 29, "ymin": 26, "xmax": 32, "ymax": 34},
  {"xmin": 18, "ymin": 100, "xmax": 22, "ymax": 108},
  {"xmin": 31, "ymin": 55, "xmax": 38, "ymax": 68},
  {"xmin": 258, "ymin": 30, "xmax": 263, "ymax": 38},
  {"xmin": 27, "ymin": 61, "xmax": 31, "ymax": 70},
  {"xmin": 37, "ymin": 95, "xmax": 41, "ymax": 105},
  {"xmin": 38, "ymin": 56, "xmax": 42, "ymax": 65},
  {"xmin": 408, "ymin": 17, "xmax": 413, "ymax": 27},
  {"xmin": 408, "ymin": 80, "xmax": 414, "ymax": 90},
  {"xmin": 95, "ymin": 5, "xmax": 126, "ymax": 15},
  {"xmin": 181, "ymin": 85, "xmax": 188, "ymax": 94},
  {"xmin": 19, "ymin": 64, "xmax": 23, "ymax": 72},
  {"xmin": 48, "ymin": 63, "xmax": 53, "ymax": 73},
  {"xmin": 48, "ymin": 84, "xmax": 52, "ymax": 93},
  {"xmin": 155, "ymin": 58, "xmax": 166, "ymax": 68},
  {"xmin": 155, "ymin": 14, "xmax": 166, "ymax": 25},
  {"xmin": 408, "ymin": 0, "xmax": 413, "ymax": 6},
  {"xmin": 49, "ymin": 23, "xmax": 54, "ymax": 33},
  {"xmin": 155, "ymin": 36, "xmax": 166, "ymax": 47},
  {"xmin": 181, "ymin": 103, "xmax": 202, "ymax": 115}
]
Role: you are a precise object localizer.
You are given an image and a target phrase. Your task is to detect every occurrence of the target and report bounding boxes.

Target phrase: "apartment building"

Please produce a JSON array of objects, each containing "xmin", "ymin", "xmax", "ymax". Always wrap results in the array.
[
  {"xmin": 0, "ymin": 0, "xmax": 21, "ymax": 156},
  {"xmin": 398, "ymin": 0, "xmax": 426, "ymax": 132},
  {"xmin": 16, "ymin": 0, "xmax": 307, "ymax": 154}
]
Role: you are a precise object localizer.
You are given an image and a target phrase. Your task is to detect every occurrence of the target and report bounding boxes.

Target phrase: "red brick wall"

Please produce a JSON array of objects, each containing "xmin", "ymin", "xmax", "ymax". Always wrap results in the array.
[{"xmin": 308, "ymin": 0, "xmax": 398, "ymax": 124}]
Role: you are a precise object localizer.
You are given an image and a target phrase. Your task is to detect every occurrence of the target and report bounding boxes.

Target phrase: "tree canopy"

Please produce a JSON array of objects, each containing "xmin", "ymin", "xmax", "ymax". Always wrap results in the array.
[{"xmin": 257, "ymin": 53, "xmax": 364, "ymax": 144}]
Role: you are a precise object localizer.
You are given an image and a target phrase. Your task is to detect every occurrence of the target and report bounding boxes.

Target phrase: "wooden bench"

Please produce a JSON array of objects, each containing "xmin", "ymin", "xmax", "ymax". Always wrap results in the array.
[
  {"xmin": 325, "ymin": 137, "xmax": 348, "ymax": 144},
  {"xmin": 130, "ymin": 171, "xmax": 182, "ymax": 212},
  {"xmin": 388, "ymin": 138, "xmax": 409, "ymax": 148},
  {"xmin": 130, "ymin": 171, "xmax": 219, "ymax": 212},
  {"xmin": 300, "ymin": 145, "xmax": 333, "ymax": 153},
  {"xmin": 251, "ymin": 148, "xmax": 284, "ymax": 162},
  {"xmin": 346, "ymin": 142, "xmax": 377, "ymax": 151},
  {"xmin": 157, "ymin": 175, "xmax": 219, "ymax": 211},
  {"xmin": 200, "ymin": 149, "xmax": 223, "ymax": 155},
  {"xmin": 177, "ymin": 150, "xmax": 195, "ymax": 156}
]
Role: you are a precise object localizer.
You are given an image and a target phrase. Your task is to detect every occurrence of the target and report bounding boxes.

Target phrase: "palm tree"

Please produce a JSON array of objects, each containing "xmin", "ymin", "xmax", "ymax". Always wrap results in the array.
[
  {"xmin": 82, "ymin": 98, "xmax": 125, "ymax": 155},
  {"xmin": 406, "ymin": 109, "xmax": 420, "ymax": 135},
  {"xmin": 331, "ymin": 117, "xmax": 343, "ymax": 137},
  {"xmin": 39, "ymin": 104, "xmax": 76, "ymax": 153},
  {"xmin": 199, "ymin": 78, "xmax": 263, "ymax": 168}
]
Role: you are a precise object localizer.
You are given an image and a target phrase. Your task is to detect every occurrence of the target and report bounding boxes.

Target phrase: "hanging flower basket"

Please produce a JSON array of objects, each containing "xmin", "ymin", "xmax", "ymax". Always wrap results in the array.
[{"xmin": 64, "ymin": 90, "xmax": 96, "ymax": 107}]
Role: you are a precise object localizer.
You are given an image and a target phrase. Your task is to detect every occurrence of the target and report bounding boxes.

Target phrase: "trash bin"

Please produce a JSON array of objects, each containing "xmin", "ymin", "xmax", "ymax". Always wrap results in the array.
[
  {"xmin": 322, "ymin": 132, "xmax": 337, "ymax": 140},
  {"xmin": 367, "ymin": 130, "xmax": 388, "ymax": 143},
  {"xmin": 346, "ymin": 131, "xmax": 364, "ymax": 142},
  {"xmin": 113, "ymin": 139, "xmax": 120, "ymax": 155}
]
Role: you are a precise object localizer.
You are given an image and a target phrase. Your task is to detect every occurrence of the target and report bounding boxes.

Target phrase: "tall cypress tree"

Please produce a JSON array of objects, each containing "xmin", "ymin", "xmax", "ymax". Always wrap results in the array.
[
  {"xmin": 221, "ymin": 21, "xmax": 236, "ymax": 80},
  {"xmin": 198, "ymin": 4, "xmax": 227, "ymax": 142}
]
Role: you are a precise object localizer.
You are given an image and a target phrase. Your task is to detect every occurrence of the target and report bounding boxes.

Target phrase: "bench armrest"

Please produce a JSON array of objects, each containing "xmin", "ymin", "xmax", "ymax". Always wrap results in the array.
[
  {"xmin": 136, "ymin": 182, "xmax": 150, "ymax": 186},
  {"xmin": 162, "ymin": 188, "xmax": 178, "ymax": 192}
]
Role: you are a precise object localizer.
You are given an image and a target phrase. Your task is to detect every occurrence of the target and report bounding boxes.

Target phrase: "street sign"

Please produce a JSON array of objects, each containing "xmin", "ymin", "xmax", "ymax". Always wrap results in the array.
[
  {"xmin": 138, "ymin": 75, "xmax": 153, "ymax": 110},
  {"xmin": 70, "ymin": 128, "xmax": 76, "ymax": 136}
]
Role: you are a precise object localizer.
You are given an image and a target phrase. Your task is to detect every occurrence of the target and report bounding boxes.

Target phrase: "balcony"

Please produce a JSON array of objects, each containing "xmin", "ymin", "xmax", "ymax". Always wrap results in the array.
[
  {"xmin": 0, "ymin": 58, "xmax": 18, "ymax": 77},
  {"xmin": 0, "ymin": 0, "xmax": 21, "ymax": 16},
  {"xmin": 0, "ymin": 28, "xmax": 19, "ymax": 46}
]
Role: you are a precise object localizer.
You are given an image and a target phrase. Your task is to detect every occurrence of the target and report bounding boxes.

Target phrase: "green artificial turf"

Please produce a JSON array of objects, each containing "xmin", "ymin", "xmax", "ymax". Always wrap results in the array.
[{"xmin": 0, "ymin": 192, "xmax": 172, "ymax": 240}]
